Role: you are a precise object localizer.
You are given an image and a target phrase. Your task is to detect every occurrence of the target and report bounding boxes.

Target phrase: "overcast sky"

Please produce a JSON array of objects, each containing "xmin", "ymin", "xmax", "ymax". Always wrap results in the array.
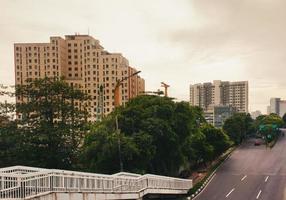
[{"xmin": 1, "ymin": 0, "xmax": 286, "ymax": 113}]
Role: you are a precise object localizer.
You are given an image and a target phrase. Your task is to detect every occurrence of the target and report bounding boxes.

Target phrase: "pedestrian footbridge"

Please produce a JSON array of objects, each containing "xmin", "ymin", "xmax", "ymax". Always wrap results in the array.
[{"xmin": 0, "ymin": 166, "xmax": 192, "ymax": 200}]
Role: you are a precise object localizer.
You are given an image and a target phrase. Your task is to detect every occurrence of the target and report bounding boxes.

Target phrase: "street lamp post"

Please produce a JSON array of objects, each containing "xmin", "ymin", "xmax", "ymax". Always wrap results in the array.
[
  {"xmin": 114, "ymin": 71, "xmax": 141, "ymax": 172},
  {"xmin": 114, "ymin": 71, "xmax": 141, "ymax": 107}
]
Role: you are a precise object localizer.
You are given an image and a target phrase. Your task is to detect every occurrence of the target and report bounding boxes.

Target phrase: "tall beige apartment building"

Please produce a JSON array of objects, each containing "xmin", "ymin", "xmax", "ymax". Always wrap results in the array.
[
  {"xmin": 190, "ymin": 80, "xmax": 248, "ymax": 113},
  {"xmin": 14, "ymin": 34, "xmax": 145, "ymax": 121}
]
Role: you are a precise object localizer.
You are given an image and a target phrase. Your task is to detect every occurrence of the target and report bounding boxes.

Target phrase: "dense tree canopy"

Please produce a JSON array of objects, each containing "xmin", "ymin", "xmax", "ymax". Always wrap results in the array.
[
  {"xmin": 0, "ymin": 84, "xmax": 15, "ymax": 125},
  {"xmin": 260, "ymin": 113, "xmax": 284, "ymax": 127},
  {"xmin": 283, "ymin": 113, "xmax": 286, "ymax": 127},
  {"xmin": 81, "ymin": 95, "xmax": 231, "ymax": 176},
  {"xmin": 1, "ymin": 79, "xmax": 233, "ymax": 176},
  {"xmin": 201, "ymin": 124, "xmax": 232, "ymax": 159},
  {"xmin": 223, "ymin": 113, "xmax": 254, "ymax": 144},
  {"xmin": 0, "ymin": 78, "xmax": 89, "ymax": 169}
]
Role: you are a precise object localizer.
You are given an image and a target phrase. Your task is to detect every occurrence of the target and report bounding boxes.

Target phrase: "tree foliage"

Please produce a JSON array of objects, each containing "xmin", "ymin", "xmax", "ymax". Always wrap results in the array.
[
  {"xmin": 0, "ymin": 84, "xmax": 15, "ymax": 125},
  {"xmin": 223, "ymin": 113, "xmax": 254, "ymax": 144},
  {"xmin": 201, "ymin": 124, "xmax": 232, "ymax": 158},
  {"xmin": 0, "ymin": 78, "xmax": 89, "ymax": 169},
  {"xmin": 1, "ymin": 81, "xmax": 232, "ymax": 176},
  {"xmin": 283, "ymin": 113, "xmax": 286, "ymax": 127},
  {"xmin": 81, "ymin": 95, "xmax": 231, "ymax": 176}
]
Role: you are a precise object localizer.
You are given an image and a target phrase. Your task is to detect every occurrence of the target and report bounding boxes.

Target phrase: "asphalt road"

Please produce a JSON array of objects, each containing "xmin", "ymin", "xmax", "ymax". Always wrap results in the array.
[{"xmin": 195, "ymin": 135, "xmax": 286, "ymax": 200}]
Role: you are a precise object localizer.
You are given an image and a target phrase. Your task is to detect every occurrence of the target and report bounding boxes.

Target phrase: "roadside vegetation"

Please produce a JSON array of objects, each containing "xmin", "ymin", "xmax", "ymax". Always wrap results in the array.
[
  {"xmin": 223, "ymin": 112, "xmax": 284, "ymax": 147},
  {"xmin": 0, "ymin": 78, "xmax": 231, "ymax": 177},
  {"xmin": 0, "ymin": 78, "xmax": 285, "ymax": 178},
  {"xmin": 80, "ymin": 96, "xmax": 232, "ymax": 176}
]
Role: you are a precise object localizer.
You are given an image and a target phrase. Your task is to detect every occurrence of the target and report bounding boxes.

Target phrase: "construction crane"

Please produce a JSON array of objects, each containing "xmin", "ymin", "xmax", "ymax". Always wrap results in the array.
[{"xmin": 161, "ymin": 82, "xmax": 170, "ymax": 97}]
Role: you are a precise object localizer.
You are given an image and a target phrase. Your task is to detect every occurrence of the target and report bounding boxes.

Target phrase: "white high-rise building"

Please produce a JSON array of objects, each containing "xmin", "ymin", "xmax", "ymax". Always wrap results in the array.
[
  {"xmin": 269, "ymin": 98, "xmax": 286, "ymax": 117},
  {"xmin": 190, "ymin": 80, "xmax": 248, "ymax": 113}
]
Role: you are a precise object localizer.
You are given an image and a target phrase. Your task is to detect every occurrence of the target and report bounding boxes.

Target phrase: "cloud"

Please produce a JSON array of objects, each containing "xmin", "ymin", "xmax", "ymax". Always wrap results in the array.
[
  {"xmin": 160, "ymin": 0, "xmax": 286, "ymax": 112},
  {"xmin": 1, "ymin": 0, "xmax": 286, "ymax": 113}
]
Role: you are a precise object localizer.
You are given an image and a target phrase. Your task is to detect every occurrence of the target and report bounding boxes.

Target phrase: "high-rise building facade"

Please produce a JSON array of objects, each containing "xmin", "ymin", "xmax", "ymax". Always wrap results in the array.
[
  {"xmin": 190, "ymin": 80, "xmax": 248, "ymax": 113},
  {"xmin": 269, "ymin": 98, "xmax": 286, "ymax": 117},
  {"xmin": 204, "ymin": 105, "xmax": 236, "ymax": 128},
  {"xmin": 14, "ymin": 34, "xmax": 145, "ymax": 121}
]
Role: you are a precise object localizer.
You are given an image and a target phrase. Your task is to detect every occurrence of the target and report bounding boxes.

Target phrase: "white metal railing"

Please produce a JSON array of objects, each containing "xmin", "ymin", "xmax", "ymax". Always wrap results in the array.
[{"xmin": 0, "ymin": 166, "xmax": 192, "ymax": 199}]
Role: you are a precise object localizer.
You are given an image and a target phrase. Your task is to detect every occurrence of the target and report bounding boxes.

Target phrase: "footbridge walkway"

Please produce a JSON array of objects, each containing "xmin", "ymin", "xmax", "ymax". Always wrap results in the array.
[{"xmin": 0, "ymin": 166, "xmax": 192, "ymax": 200}]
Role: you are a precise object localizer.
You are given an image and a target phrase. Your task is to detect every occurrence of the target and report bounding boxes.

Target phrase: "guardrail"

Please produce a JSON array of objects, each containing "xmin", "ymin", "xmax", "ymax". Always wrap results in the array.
[{"xmin": 0, "ymin": 166, "xmax": 192, "ymax": 199}]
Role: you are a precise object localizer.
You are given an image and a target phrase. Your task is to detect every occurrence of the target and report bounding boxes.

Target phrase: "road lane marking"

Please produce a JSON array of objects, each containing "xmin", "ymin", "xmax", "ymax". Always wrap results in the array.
[
  {"xmin": 265, "ymin": 176, "xmax": 269, "ymax": 182},
  {"xmin": 241, "ymin": 175, "xmax": 247, "ymax": 181},
  {"xmin": 225, "ymin": 188, "xmax": 235, "ymax": 198},
  {"xmin": 193, "ymin": 173, "xmax": 216, "ymax": 200},
  {"xmin": 256, "ymin": 190, "xmax": 262, "ymax": 199}
]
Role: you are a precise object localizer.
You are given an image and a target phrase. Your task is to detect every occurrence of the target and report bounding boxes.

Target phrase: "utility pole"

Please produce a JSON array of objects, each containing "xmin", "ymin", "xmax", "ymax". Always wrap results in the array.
[
  {"xmin": 114, "ymin": 71, "xmax": 141, "ymax": 172},
  {"xmin": 97, "ymin": 85, "xmax": 104, "ymax": 121}
]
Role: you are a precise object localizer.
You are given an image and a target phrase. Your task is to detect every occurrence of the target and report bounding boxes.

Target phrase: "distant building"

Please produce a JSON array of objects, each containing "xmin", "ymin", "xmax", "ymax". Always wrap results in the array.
[
  {"xmin": 269, "ymin": 98, "xmax": 286, "ymax": 117},
  {"xmin": 251, "ymin": 110, "xmax": 262, "ymax": 119},
  {"xmin": 190, "ymin": 80, "xmax": 248, "ymax": 113},
  {"xmin": 267, "ymin": 106, "xmax": 271, "ymax": 115},
  {"xmin": 14, "ymin": 34, "xmax": 145, "ymax": 122},
  {"xmin": 204, "ymin": 105, "xmax": 236, "ymax": 128}
]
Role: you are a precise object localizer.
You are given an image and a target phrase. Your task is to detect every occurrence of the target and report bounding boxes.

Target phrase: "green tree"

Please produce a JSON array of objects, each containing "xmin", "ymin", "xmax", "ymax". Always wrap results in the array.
[
  {"xmin": 283, "ymin": 113, "xmax": 286, "ymax": 127},
  {"xmin": 0, "ymin": 84, "xmax": 18, "ymax": 167},
  {"xmin": 255, "ymin": 113, "xmax": 284, "ymax": 143},
  {"xmin": 0, "ymin": 84, "xmax": 15, "ymax": 126},
  {"xmin": 262, "ymin": 113, "xmax": 284, "ymax": 126},
  {"xmin": 254, "ymin": 113, "xmax": 284, "ymax": 131},
  {"xmin": 188, "ymin": 131, "xmax": 214, "ymax": 167},
  {"xmin": 223, "ymin": 113, "xmax": 253, "ymax": 144},
  {"xmin": 201, "ymin": 124, "xmax": 232, "ymax": 158},
  {"xmin": 81, "ymin": 96, "xmax": 204, "ymax": 176},
  {"xmin": 12, "ymin": 77, "xmax": 89, "ymax": 169}
]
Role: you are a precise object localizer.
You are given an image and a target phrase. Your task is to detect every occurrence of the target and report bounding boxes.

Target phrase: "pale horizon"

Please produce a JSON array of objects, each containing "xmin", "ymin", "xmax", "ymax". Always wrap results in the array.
[{"xmin": 2, "ymin": 0, "xmax": 286, "ymax": 114}]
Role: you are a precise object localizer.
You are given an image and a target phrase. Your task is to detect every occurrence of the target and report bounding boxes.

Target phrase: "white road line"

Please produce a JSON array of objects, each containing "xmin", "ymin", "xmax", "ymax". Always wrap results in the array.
[
  {"xmin": 241, "ymin": 175, "xmax": 247, "ymax": 181},
  {"xmin": 265, "ymin": 176, "xmax": 269, "ymax": 182},
  {"xmin": 256, "ymin": 190, "xmax": 262, "ymax": 199},
  {"xmin": 193, "ymin": 173, "xmax": 216, "ymax": 200},
  {"xmin": 225, "ymin": 188, "xmax": 235, "ymax": 198}
]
